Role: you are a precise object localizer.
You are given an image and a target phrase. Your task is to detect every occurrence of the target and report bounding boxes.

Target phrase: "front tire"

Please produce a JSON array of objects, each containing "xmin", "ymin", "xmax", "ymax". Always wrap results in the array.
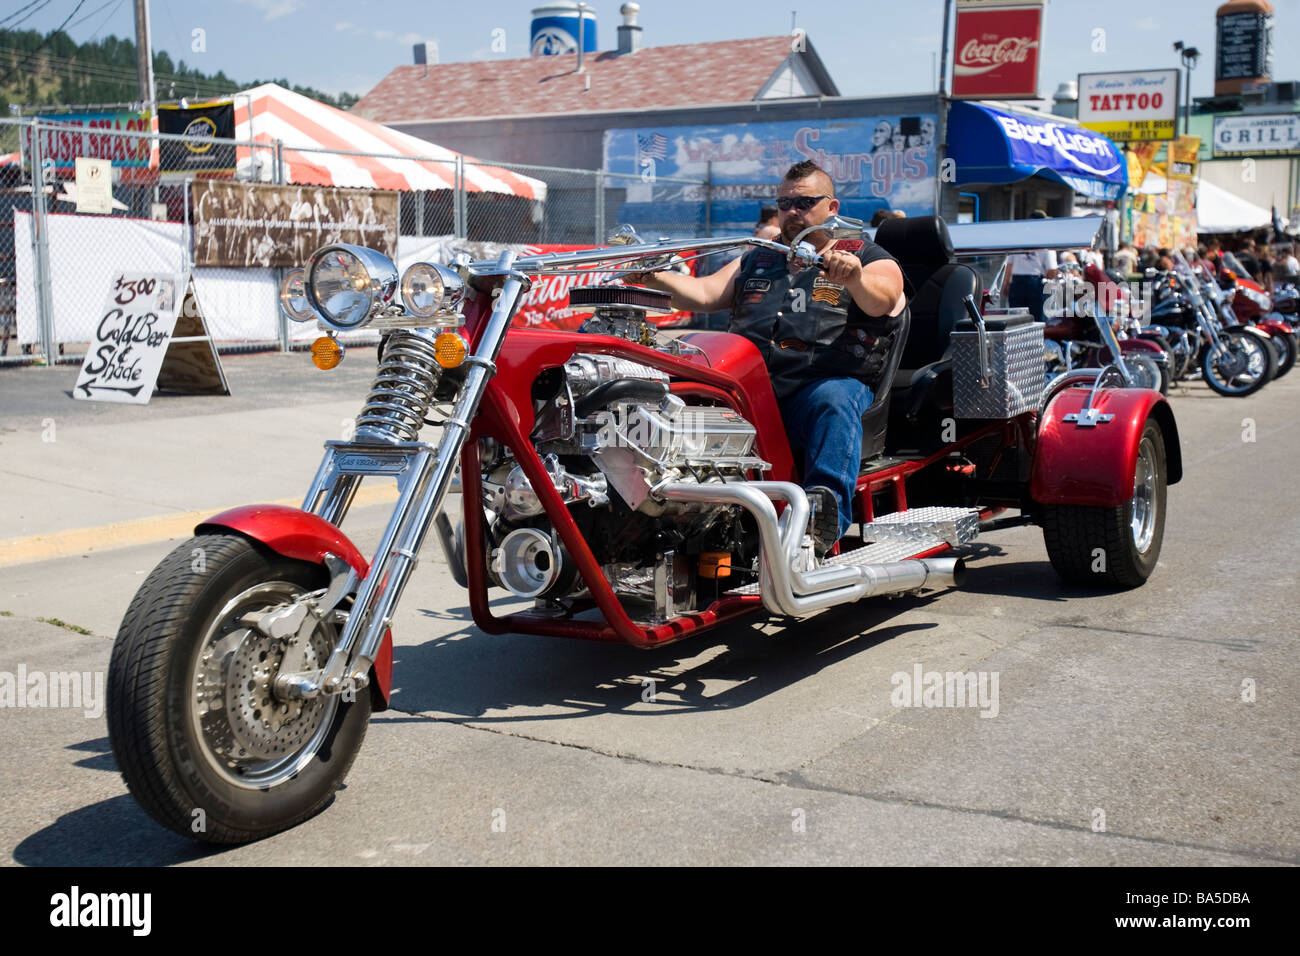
[
  {"xmin": 107, "ymin": 534, "xmax": 370, "ymax": 844},
  {"xmin": 1201, "ymin": 329, "xmax": 1276, "ymax": 396},
  {"xmin": 1040, "ymin": 419, "xmax": 1167, "ymax": 588}
]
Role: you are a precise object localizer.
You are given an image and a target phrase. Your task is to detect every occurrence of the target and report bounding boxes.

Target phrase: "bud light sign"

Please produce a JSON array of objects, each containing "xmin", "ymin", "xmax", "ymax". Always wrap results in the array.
[{"xmin": 953, "ymin": 5, "xmax": 1043, "ymax": 99}]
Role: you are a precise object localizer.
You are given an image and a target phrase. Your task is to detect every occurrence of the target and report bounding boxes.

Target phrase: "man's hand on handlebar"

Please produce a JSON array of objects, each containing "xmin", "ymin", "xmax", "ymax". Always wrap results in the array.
[{"xmin": 820, "ymin": 249, "xmax": 861, "ymax": 285}]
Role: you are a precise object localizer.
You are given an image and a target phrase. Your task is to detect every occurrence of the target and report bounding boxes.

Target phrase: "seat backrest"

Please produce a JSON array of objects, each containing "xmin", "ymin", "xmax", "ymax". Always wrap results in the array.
[{"xmin": 875, "ymin": 216, "xmax": 980, "ymax": 369}]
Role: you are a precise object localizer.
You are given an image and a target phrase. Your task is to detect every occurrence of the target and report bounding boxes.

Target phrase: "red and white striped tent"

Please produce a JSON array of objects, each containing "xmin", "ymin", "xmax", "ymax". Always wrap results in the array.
[{"xmin": 233, "ymin": 83, "xmax": 545, "ymax": 200}]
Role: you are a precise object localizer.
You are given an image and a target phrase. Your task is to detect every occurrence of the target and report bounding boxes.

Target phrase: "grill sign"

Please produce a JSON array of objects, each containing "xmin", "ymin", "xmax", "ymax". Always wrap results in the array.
[{"xmin": 952, "ymin": 5, "xmax": 1042, "ymax": 99}]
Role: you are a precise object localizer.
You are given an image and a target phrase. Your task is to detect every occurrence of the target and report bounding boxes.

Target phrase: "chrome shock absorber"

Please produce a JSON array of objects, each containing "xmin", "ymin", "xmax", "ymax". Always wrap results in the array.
[{"xmin": 354, "ymin": 329, "xmax": 442, "ymax": 443}]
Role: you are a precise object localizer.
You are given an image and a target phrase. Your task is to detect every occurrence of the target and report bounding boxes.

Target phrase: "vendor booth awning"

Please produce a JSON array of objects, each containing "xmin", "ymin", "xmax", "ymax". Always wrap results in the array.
[
  {"xmin": 233, "ymin": 84, "xmax": 545, "ymax": 200},
  {"xmin": 1195, "ymin": 178, "xmax": 1273, "ymax": 233},
  {"xmin": 947, "ymin": 101, "xmax": 1128, "ymax": 200}
]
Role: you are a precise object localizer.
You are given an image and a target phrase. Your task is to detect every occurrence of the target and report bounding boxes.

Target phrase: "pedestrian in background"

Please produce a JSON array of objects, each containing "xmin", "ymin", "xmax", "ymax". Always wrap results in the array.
[{"xmin": 1000, "ymin": 209, "xmax": 1058, "ymax": 321}]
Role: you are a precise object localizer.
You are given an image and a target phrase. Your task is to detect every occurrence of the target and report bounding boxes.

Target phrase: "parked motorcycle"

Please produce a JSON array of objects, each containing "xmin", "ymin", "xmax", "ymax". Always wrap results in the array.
[
  {"xmin": 106, "ymin": 216, "xmax": 1181, "ymax": 843},
  {"xmin": 1215, "ymin": 252, "xmax": 1297, "ymax": 379},
  {"xmin": 1040, "ymin": 261, "xmax": 1169, "ymax": 394},
  {"xmin": 1148, "ymin": 254, "xmax": 1276, "ymax": 396}
]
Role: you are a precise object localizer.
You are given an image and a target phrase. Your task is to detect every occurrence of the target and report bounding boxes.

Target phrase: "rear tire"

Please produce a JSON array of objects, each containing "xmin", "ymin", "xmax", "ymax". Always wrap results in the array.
[
  {"xmin": 107, "ymin": 533, "xmax": 370, "ymax": 844},
  {"xmin": 1040, "ymin": 419, "xmax": 1167, "ymax": 589}
]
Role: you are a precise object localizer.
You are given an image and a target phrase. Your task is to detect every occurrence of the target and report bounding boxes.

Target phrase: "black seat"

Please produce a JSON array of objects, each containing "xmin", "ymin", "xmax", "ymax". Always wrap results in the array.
[
  {"xmin": 874, "ymin": 216, "xmax": 980, "ymax": 427},
  {"xmin": 858, "ymin": 307, "xmax": 910, "ymax": 460},
  {"xmin": 875, "ymin": 215, "xmax": 980, "ymax": 371}
]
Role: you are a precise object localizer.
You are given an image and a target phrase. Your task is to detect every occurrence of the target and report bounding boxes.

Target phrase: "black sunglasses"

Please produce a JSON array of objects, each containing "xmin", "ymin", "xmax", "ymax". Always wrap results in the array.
[{"xmin": 776, "ymin": 195, "xmax": 828, "ymax": 212}]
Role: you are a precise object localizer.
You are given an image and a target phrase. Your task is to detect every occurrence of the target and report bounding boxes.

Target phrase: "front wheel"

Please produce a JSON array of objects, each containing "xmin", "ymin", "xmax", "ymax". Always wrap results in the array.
[
  {"xmin": 107, "ymin": 534, "xmax": 370, "ymax": 844},
  {"xmin": 1040, "ymin": 419, "xmax": 1167, "ymax": 588},
  {"xmin": 1201, "ymin": 329, "xmax": 1276, "ymax": 396},
  {"xmin": 1124, "ymin": 354, "xmax": 1169, "ymax": 395}
]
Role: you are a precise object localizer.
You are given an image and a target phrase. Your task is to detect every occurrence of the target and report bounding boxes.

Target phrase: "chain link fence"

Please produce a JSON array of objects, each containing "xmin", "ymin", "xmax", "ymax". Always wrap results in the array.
[{"xmin": 0, "ymin": 115, "xmax": 715, "ymax": 366}]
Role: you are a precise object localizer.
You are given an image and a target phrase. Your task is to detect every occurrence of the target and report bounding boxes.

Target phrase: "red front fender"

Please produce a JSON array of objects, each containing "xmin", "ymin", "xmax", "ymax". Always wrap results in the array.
[
  {"xmin": 1031, "ymin": 388, "xmax": 1182, "ymax": 507},
  {"xmin": 196, "ymin": 504, "xmax": 393, "ymax": 711}
]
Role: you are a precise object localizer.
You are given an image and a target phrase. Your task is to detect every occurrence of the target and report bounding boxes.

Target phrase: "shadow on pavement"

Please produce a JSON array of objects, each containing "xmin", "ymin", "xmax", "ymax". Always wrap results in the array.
[
  {"xmin": 386, "ymin": 594, "xmax": 944, "ymax": 721},
  {"xmin": 12, "ymin": 796, "xmax": 226, "ymax": 866}
]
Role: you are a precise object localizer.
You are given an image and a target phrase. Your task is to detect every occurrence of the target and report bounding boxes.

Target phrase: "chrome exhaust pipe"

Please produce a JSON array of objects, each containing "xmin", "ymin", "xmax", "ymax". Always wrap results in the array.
[{"xmin": 653, "ymin": 481, "xmax": 965, "ymax": 617}]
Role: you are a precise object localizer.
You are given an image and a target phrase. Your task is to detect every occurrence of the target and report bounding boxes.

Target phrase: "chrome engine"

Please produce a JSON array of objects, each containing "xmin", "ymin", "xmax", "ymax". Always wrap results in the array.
[{"xmin": 480, "ymin": 345, "xmax": 771, "ymax": 620}]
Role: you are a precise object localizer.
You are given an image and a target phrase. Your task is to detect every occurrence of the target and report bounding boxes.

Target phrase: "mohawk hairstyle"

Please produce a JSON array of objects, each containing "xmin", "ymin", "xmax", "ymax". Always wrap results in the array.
[{"xmin": 783, "ymin": 160, "xmax": 834, "ymax": 196}]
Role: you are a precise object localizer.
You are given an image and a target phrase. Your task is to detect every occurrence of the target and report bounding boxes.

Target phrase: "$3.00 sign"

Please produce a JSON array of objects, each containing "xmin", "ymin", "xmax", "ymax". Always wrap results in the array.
[{"xmin": 74, "ymin": 273, "xmax": 183, "ymax": 403}]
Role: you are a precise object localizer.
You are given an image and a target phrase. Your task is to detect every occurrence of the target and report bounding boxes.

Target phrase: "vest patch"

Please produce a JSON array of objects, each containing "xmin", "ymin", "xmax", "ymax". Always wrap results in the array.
[
  {"xmin": 743, "ymin": 278, "xmax": 772, "ymax": 292},
  {"xmin": 833, "ymin": 239, "xmax": 865, "ymax": 252}
]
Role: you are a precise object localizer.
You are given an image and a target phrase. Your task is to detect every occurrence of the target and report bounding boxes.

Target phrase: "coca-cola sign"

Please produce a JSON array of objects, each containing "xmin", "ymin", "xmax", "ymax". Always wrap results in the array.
[{"xmin": 952, "ymin": 6, "xmax": 1043, "ymax": 100}]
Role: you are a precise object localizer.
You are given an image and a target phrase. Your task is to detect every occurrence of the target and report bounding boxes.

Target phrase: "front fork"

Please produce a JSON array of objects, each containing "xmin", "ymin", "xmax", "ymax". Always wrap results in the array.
[{"xmin": 281, "ymin": 256, "xmax": 528, "ymax": 699}]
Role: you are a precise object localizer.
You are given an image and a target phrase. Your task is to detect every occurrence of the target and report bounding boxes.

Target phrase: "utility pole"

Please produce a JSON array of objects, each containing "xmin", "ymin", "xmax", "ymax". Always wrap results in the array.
[
  {"xmin": 938, "ymin": 0, "xmax": 953, "ymax": 96},
  {"xmin": 133, "ymin": 0, "xmax": 155, "ymax": 109}
]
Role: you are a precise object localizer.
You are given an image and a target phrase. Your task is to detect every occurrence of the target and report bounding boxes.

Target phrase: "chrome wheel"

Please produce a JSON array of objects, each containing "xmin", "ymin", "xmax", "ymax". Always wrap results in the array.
[
  {"xmin": 1130, "ymin": 436, "xmax": 1157, "ymax": 554},
  {"xmin": 190, "ymin": 581, "xmax": 339, "ymax": 790}
]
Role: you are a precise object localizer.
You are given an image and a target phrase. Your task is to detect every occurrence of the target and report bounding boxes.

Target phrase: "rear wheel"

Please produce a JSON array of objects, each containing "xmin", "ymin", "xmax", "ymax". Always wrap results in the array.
[
  {"xmin": 1201, "ymin": 329, "xmax": 1276, "ymax": 396},
  {"xmin": 107, "ymin": 534, "xmax": 370, "ymax": 844},
  {"xmin": 1041, "ymin": 419, "xmax": 1167, "ymax": 589}
]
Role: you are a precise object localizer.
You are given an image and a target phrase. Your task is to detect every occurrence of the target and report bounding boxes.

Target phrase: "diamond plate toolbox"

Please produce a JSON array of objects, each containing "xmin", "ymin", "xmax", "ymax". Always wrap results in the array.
[{"xmin": 951, "ymin": 320, "xmax": 1046, "ymax": 418}]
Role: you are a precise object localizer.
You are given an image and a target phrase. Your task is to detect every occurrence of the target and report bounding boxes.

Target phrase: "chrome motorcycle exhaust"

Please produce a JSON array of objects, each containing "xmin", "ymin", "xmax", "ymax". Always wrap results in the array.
[{"xmin": 653, "ymin": 481, "xmax": 964, "ymax": 617}]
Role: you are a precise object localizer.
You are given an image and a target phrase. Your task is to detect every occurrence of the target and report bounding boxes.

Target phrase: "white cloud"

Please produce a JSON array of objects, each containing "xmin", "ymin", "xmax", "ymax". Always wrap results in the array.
[
  {"xmin": 1135, "ymin": 16, "xmax": 1160, "ymax": 30},
  {"xmin": 234, "ymin": 0, "xmax": 305, "ymax": 21},
  {"xmin": 398, "ymin": 33, "xmax": 422, "ymax": 46},
  {"xmin": 374, "ymin": 29, "xmax": 394, "ymax": 40},
  {"xmin": 334, "ymin": 21, "xmax": 355, "ymax": 33}
]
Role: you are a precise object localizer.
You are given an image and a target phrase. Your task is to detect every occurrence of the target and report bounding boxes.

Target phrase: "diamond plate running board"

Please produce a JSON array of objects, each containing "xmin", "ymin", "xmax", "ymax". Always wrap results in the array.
[{"xmin": 860, "ymin": 506, "xmax": 981, "ymax": 548}]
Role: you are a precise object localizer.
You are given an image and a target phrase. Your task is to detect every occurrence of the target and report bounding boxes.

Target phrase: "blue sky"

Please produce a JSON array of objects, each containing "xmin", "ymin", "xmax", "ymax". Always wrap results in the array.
[{"xmin": 8, "ymin": 0, "xmax": 1300, "ymax": 103}]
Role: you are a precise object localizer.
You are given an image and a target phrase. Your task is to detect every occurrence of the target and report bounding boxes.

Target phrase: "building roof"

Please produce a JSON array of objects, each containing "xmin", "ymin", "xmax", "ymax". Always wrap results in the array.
[{"xmin": 352, "ymin": 35, "xmax": 839, "ymax": 124}]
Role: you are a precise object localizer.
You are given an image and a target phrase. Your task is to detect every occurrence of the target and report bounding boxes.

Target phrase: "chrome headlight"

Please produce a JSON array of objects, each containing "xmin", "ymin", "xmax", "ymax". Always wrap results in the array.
[
  {"xmin": 305, "ymin": 244, "xmax": 398, "ymax": 332},
  {"xmin": 279, "ymin": 268, "xmax": 316, "ymax": 323},
  {"xmin": 400, "ymin": 262, "xmax": 465, "ymax": 320}
]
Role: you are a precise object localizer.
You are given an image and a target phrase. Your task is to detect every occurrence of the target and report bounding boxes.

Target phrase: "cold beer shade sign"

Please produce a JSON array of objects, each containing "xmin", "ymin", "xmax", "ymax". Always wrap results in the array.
[{"xmin": 952, "ymin": 1, "xmax": 1044, "ymax": 100}]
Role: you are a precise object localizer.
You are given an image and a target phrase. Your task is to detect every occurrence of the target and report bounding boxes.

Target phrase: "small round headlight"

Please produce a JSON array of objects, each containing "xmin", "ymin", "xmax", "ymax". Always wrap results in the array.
[
  {"xmin": 401, "ymin": 262, "xmax": 445, "ymax": 318},
  {"xmin": 279, "ymin": 268, "xmax": 315, "ymax": 323},
  {"xmin": 400, "ymin": 261, "xmax": 465, "ymax": 320},
  {"xmin": 306, "ymin": 244, "xmax": 398, "ymax": 331}
]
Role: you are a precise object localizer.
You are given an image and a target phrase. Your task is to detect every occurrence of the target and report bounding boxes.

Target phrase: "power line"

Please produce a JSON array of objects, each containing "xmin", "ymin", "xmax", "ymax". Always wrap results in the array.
[
  {"xmin": 0, "ymin": 0, "xmax": 85, "ymax": 84},
  {"xmin": 68, "ymin": 0, "xmax": 123, "ymax": 34},
  {"xmin": 0, "ymin": 0, "xmax": 53, "ymax": 30}
]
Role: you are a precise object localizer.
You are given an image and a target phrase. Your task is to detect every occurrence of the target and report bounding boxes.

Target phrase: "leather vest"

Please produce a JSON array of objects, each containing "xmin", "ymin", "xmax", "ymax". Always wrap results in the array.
[{"xmin": 728, "ymin": 244, "xmax": 902, "ymax": 401}]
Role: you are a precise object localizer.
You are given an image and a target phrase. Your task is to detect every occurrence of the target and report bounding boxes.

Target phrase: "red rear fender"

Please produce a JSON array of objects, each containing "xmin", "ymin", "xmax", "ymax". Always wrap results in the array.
[
  {"xmin": 1031, "ymin": 388, "xmax": 1182, "ymax": 507},
  {"xmin": 196, "ymin": 504, "xmax": 393, "ymax": 710}
]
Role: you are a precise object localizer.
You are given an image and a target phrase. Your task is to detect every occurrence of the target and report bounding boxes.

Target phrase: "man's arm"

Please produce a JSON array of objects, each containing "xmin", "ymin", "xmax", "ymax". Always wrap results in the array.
[
  {"xmin": 822, "ymin": 250, "xmax": 906, "ymax": 317},
  {"xmin": 635, "ymin": 256, "xmax": 741, "ymax": 312}
]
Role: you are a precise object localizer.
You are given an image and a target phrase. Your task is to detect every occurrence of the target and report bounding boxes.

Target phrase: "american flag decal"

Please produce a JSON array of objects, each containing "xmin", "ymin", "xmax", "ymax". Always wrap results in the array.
[{"xmin": 637, "ymin": 133, "xmax": 668, "ymax": 160}]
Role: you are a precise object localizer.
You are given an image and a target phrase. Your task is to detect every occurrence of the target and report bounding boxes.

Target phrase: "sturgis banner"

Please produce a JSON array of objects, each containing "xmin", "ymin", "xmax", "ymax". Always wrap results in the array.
[
  {"xmin": 158, "ymin": 100, "xmax": 236, "ymax": 176},
  {"xmin": 193, "ymin": 181, "xmax": 398, "ymax": 268}
]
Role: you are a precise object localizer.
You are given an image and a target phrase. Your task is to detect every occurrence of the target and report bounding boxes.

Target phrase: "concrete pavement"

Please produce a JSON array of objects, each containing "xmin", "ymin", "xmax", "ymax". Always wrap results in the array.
[{"xmin": 0, "ymin": 353, "xmax": 1296, "ymax": 865}]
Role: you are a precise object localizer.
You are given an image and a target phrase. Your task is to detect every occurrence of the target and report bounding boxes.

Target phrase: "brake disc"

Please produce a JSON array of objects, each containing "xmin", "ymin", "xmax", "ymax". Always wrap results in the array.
[{"xmin": 195, "ymin": 618, "xmax": 332, "ymax": 765}]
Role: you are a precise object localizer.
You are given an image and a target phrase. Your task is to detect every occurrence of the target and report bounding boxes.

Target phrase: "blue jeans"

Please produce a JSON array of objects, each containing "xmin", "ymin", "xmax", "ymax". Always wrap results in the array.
[{"xmin": 778, "ymin": 378, "xmax": 874, "ymax": 538}]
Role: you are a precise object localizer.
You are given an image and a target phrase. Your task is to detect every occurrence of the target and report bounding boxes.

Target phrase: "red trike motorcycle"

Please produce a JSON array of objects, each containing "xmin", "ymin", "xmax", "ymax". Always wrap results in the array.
[{"xmin": 106, "ymin": 215, "xmax": 1181, "ymax": 843}]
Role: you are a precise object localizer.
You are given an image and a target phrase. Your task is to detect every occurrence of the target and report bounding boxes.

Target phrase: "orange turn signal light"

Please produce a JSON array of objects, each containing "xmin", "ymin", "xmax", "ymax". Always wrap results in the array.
[
  {"xmin": 434, "ymin": 330, "xmax": 468, "ymax": 368},
  {"xmin": 311, "ymin": 336, "xmax": 344, "ymax": 370},
  {"xmin": 699, "ymin": 552, "xmax": 731, "ymax": 579}
]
